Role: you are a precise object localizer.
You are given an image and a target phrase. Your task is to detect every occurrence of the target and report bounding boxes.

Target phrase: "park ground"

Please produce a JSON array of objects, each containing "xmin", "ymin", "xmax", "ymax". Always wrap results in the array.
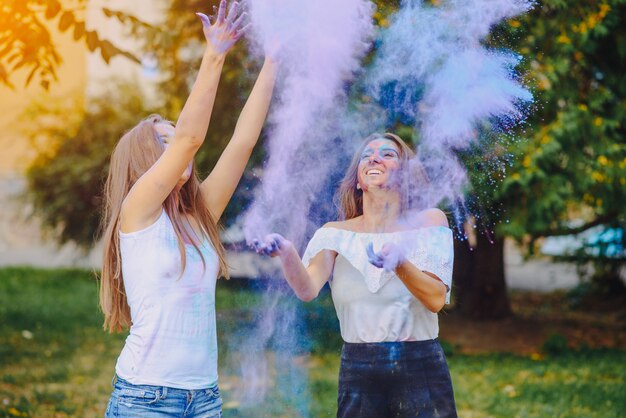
[{"xmin": 0, "ymin": 267, "xmax": 624, "ymax": 417}]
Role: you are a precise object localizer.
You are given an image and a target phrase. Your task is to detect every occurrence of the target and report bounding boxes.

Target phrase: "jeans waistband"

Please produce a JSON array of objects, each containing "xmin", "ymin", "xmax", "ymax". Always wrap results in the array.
[
  {"xmin": 112, "ymin": 374, "xmax": 219, "ymax": 396},
  {"xmin": 341, "ymin": 339, "xmax": 441, "ymax": 362}
]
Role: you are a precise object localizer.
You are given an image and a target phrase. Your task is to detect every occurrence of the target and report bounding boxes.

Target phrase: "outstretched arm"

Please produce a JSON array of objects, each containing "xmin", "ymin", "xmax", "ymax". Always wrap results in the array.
[
  {"xmin": 201, "ymin": 57, "xmax": 278, "ymax": 220},
  {"xmin": 121, "ymin": 0, "xmax": 244, "ymax": 232},
  {"xmin": 253, "ymin": 234, "xmax": 335, "ymax": 302},
  {"xmin": 367, "ymin": 209, "xmax": 450, "ymax": 312},
  {"xmin": 367, "ymin": 242, "xmax": 447, "ymax": 312}
]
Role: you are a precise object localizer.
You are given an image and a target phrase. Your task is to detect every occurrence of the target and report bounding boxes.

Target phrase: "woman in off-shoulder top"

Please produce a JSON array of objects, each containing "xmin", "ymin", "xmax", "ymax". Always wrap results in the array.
[{"xmin": 254, "ymin": 133, "xmax": 458, "ymax": 417}]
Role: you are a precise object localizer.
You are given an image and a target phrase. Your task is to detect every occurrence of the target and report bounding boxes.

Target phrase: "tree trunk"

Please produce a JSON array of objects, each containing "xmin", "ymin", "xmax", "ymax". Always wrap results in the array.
[{"xmin": 453, "ymin": 231, "xmax": 512, "ymax": 319}]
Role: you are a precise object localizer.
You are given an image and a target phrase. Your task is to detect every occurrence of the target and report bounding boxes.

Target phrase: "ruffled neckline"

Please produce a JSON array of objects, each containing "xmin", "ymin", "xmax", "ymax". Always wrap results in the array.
[
  {"xmin": 302, "ymin": 226, "xmax": 453, "ymax": 295},
  {"xmin": 322, "ymin": 225, "xmax": 452, "ymax": 235}
]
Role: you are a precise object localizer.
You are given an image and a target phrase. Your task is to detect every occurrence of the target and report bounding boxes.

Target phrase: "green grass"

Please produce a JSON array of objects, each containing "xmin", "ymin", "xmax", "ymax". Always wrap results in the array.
[
  {"xmin": 0, "ymin": 267, "xmax": 624, "ymax": 417},
  {"xmin": 449, "ymin": 352, "xmax": 626, "ymax": 417}
]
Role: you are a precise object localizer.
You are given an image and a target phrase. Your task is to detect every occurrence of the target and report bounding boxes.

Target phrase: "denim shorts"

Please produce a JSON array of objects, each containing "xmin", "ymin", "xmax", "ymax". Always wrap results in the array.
[
  {"xmin": 105, "ymin": 375, "xmax": 223, "ymax": 418},
  {"xmin": 337, "ymin": 339, "xmax": 457, "ymax": 418}
]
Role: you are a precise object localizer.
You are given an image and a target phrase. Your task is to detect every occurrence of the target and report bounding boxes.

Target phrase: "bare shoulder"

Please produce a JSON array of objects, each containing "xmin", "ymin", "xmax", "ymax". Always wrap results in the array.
[
  {"xmin": 119, "ymin": 195, "xmax": 162, "ymax": 233},
  {"xmin": 322, "ymin": 220, "xmax": 349, "ymax": 230},
  {"xmin": 418, "ymin": 208, "xmax": 449, "ymax": 228},
  {"xmin": 322, "ymin": 217, "xmax": 360, "ymax": 231}
]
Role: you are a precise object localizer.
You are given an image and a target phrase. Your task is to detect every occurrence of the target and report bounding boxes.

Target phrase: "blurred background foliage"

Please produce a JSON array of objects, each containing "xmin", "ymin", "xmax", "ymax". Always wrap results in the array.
[
  {"xmin": 18, "ymin": 0, "xmax": 626, "ymax": 316},
  {"xmin": 498, "ymin": 0, "xmax": 626, "ymax": 241},
  {"xmin": 450, "ymin": 0, "xmax": 626, "ymax": 318},
  {"xmin": 0, "ymin": 0, "xmax": 143, "ymax": 89},
  {"xmin": 23, "ymin": 82, "xmax": 156, "ymax": 246}
]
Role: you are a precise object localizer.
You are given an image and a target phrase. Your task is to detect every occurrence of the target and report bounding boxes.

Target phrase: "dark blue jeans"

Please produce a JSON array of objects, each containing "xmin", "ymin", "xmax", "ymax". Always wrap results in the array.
[{"xmin": 337, "ymin": 339, "xmax": 457, "ymax": 418}]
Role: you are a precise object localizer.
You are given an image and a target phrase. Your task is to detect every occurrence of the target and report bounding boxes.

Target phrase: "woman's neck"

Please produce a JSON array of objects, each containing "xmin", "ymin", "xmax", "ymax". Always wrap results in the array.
[{"xmin": 361, "ymin": 189, "xmax": 401, "ymax": 232}]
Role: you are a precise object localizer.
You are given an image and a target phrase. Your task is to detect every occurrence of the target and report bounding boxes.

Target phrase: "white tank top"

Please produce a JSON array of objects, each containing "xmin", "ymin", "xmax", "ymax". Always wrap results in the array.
[
  {"xmin": 116, "ymin": 209, "xmax": 220, "ymax": 389},
  {"xmin": 302, "ymin": 227, "xmax": 453, "ymax": 343}
]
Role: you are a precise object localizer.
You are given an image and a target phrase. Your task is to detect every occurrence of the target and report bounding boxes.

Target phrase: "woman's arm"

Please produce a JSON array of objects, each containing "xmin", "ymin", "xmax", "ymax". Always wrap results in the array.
[
  {"xmin": 395, "ymin": 263, "xmax": 448, "ymax": 313},
  {"xmin": 254, "ymin": 234, "xmax": 335, "ymax": 302},
  {"xmin": 368, "ymin": 242, "xmax": 447, "ymax": 312},
  {"xmin": 200, "ymin": 57, "xmax": 278, "ymax": 220},
  {"xmin": 367, "ymin": 208, "xmax": 450, "ymax": 312},
  {"xmin": 121, "ymin": 1, "xmax": 244, "ymax": 231}
]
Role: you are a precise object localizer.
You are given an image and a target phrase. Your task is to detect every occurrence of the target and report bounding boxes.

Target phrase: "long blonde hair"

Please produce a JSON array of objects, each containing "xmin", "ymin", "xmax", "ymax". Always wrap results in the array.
[
  {"xmin": 336, "ymin": 132, "xmax": 427, "ymax": 220},
  {"xmin": 99, "ymin": 114, "xmax": 229, "ymax": 333}
]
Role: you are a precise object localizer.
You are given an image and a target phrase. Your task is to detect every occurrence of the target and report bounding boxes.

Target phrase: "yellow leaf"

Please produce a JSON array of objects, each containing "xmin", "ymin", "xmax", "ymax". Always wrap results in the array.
[
  {"xmin": 599, "ymin": 4, "xmax": 611, "ymax": 17},
  {"xmin": 591, "ymin": 172, "xmax": 605, "ymax": 182},
  {"xmin": 557, "ymin": 34, "xmax": 571, "ymax": 44},
  {"xmin": 86, "ymin": 31, "xmax": 98, "ymax": 52},
  {"xmin": 58, "ymin": 10, "xmax": 74, "ymax": 32},
  {"xmin": 45, "ymin": 0, "xmax": 61, "ymax": 20},
  {"xmin": 587, "ymin": 15, "xmax": 597, "ymax": 30}
]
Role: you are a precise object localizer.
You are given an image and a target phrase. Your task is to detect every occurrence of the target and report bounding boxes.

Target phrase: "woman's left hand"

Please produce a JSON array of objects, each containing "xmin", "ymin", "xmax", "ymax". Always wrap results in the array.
[
  {"xmin": 196, "ymin": 0, "xmax": 249, "ymax": 55},
  {"xmin": 251, "ymin": 233, "xmax": 293, "ymax": 257},
  {"xmin": 366, "ymin": 242, "xmax": 406, "ymax": 272}
]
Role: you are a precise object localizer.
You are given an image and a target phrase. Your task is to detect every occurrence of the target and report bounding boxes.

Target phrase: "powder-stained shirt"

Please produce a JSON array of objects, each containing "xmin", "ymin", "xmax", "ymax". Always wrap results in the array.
[
  {"xmin": 116, "ymin": 210, "xmax": 220, "ymax": 389},
  {"xmin": 302, "ymin": 226, "xmax": 453, "ymax": 343}
]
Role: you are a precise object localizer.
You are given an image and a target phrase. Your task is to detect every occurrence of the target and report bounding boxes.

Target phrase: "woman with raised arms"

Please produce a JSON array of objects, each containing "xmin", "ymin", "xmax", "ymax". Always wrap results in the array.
[{"xmin": 99, "ymin": 1, "xmax": 277, "ymax": 416}]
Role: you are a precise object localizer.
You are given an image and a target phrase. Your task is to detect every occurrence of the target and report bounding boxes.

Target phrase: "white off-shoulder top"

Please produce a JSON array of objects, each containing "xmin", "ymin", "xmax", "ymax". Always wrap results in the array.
[{"xmin": 302, "ymin": 226, "xmax": 454, "ymax": 343}]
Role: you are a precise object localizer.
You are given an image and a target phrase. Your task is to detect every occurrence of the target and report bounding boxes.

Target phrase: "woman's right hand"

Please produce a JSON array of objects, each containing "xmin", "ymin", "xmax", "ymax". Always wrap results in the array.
[
  {"xmin": 251, "ymin": 233, "xmax": 293, "ymax": 258},
  {"xmin": 196, "ymin": 0, "xmax": 248, "ymax": 55}
]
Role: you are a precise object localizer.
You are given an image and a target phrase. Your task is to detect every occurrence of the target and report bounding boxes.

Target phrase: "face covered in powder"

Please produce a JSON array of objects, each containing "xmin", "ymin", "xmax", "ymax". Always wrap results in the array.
[{"xmin": 357, "ymin": 138, "xmax": 401, "ymax": 192}]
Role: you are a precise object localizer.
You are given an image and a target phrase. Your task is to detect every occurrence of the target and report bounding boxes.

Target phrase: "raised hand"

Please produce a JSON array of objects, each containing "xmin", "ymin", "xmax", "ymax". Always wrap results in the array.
[
  {"xmin": 196, "ymin": 0, "xmax": 249, "ymax": 55},
  {"xmin": 366, "ymin": 242, "xmax": 406, "ymax": 272},
  {"xmin": 251, "ymin": 233, "xmax": 292, "ymax": 257}
]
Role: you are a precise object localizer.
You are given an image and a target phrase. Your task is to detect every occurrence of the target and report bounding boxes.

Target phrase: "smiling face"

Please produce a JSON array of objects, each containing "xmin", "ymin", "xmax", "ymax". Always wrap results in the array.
[
  {"xmin": 154, "ymin": 122, "xmax": 193, "ymax": 186},
  {"xmin": 357, "ymin": 138, "xmax": 401, "ymax": 191}
]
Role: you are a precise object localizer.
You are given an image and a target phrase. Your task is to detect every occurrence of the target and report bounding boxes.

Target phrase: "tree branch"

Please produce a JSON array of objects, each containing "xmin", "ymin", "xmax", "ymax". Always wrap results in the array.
[{"xmin": 538, "ymin": 211, "xmax": 620, "ymax": 238}]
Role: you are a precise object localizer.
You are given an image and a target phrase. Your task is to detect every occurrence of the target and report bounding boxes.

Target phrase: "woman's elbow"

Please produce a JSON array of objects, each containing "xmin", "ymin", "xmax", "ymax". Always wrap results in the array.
[
  {"xmin": 427, "ymin": 287, "xmax": 447, "ymax": 313},
  {"xmin": 296, "ymin": 288, "xmax": 319, "ymax": 302},
  {"xmin": 428, "ymin": 298, "xmax": 445, "ymax": 313},
  {"xmin": 175, "ymin": 134, "xmax": 204, "ymax": 150}
]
